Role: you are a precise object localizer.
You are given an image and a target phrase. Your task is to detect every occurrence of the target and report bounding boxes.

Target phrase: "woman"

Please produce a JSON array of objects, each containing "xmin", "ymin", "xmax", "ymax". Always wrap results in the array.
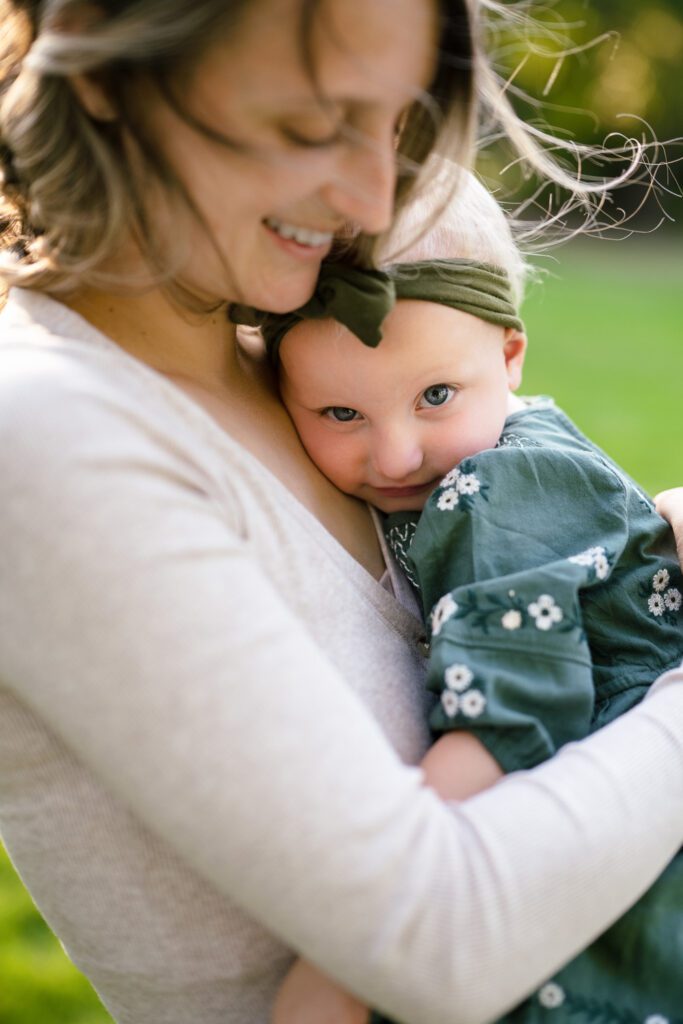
[{"xmin": 0, "ymin": 3, "xmax": 682, "ymax": 1023}]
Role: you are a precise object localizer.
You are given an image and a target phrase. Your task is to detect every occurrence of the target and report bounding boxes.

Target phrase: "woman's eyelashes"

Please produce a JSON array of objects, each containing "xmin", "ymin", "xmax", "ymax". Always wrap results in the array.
[
  {"xmin": 279, "ymin": 105, "xmax": 347, "ymax": 149},
  {"xmin": 280, "ymin": 124, "xmax": 345, "ymax": 149},
  {"xmin": 418, "ymin": 384, "xmax": 457, "ymax": 408},
  {"xmin": 279, "ymin": 101, "xmax": 409, "ymax": 150}
]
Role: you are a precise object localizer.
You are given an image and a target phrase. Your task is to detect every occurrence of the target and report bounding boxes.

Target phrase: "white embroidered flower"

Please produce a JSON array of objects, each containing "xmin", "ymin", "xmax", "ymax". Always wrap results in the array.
[
  {"xmin": 460, "ymin": 689, "xmax": 487, "ymax": 718},
  {"xmin": 568, "ymin": 551, "xmax": 594, "ymax": 567},
  {"xmin": 664, "ymin": 588, "xmax": 682, "ymax": 612},
  {"xmin": 430, "ymin": 594, "xmax": 457, "ymax": 636},
  {"xmin": 501, "ymin": 609, "xmax": 522, "ymax": 631},
  {"xmin": 444, "ymin": 664, "xmax": 474, "ymax": 692},
  {"xmin": 437, "ymin": 488, "xmax": 459, "ymax": 511},
  {"xmin": 644, "ymin": 1016, "xmax": 669, "ymax": 1024},
  {"xmin": 440, "ymin": 468, "xmax": 461, "ymax": 488},
  {"xmin": 441, "ymin": 691, "xmax": 459, "ymax": 717},
  {"xmin": 648, "ymin": 593, "xmax": 665, "ymax": 617},
  {"xmin": 569, "ymin": 546, "xmax": 609, "ymax": 580},
  {"xmin": 456, "ymin": 473, "xmax": 481, "ymax": 496},
  {"xmin": 528, "ymin": 594, "xmax": 563, "ymax": 631},
  {"xmin": 537, "ymin": 982, "xmax": 565, "ymax": 1008},
  {"xmin": 593, "ymin": 553, "xmax": 610, "ymax": 580},
  {"xmin": 652, "ymin": 568, "xmax": 670, "ymax": 592}
]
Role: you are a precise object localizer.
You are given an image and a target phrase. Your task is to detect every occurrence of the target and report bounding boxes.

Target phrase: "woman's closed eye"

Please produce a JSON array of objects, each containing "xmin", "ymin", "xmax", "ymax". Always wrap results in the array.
[
  {"xmin": 279, "ymin": 106, "xmax": 346, "ymax": 149},
  {"xmin": 418, "ymin": 384, "xmax": 457, "ymax": 409},
  {"xmin": 280, "ymin": 124, "xmax": 345, "ymax": 149},
  {"xmin": 322, "ymin": 406, "xmax": 361, "ymax": 423}
]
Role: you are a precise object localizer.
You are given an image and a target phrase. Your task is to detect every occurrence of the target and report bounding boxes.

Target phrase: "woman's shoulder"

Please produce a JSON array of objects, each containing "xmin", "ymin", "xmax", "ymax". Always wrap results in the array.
[
  {"xmin": 0, "ymin": 289, "xmax": 250, "ymax": 528},
  {"xmin": 1, "ymin": 287, "xmax": 164, "ymax": 416},
  {"xmin": 1, "ymin": 290, "xmax": 222, "ymax": 456}
]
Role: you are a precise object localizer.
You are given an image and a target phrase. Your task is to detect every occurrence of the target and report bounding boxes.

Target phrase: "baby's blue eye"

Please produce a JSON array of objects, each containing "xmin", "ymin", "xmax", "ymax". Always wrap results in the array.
[
  {"xmin": 324, "ymin": 406, "xmax": 359, "ymax": 422},
  {"xmin": 420, "ymin": 384, "xmax": 455, "ymax": 408}
]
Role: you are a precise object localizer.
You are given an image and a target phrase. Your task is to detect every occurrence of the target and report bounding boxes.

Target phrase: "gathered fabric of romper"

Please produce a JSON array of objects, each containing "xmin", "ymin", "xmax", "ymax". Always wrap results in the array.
[{"xmin": 380, "ymin": 396, "xmax": 683, "ymax": 1024}]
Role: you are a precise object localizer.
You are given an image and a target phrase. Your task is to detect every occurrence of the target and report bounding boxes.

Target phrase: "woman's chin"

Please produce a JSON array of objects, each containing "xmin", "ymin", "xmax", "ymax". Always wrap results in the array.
[{"xmin": 248, "ymin": 256, "xmax": 323, "ymax": 313}]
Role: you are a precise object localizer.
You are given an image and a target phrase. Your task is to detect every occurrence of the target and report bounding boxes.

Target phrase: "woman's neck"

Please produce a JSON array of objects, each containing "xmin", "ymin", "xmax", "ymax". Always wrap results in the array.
[
  {"xmin": 62, "ymin": 283, "xmax": 386, "ymax": 580},
  {"xmin": 64, "ymin": 285, "xmax": 243, "ymax": 392}
]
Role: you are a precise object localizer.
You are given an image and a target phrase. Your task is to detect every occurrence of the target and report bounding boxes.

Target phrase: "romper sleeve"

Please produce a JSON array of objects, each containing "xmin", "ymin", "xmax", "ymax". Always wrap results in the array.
[
  {"xmin": 398, "ymin": 447, "xmax": 631, "ymax": 772},
  {"xmin": 1, "ymin": 342, "xmax": 683, "ymax": 1024}
]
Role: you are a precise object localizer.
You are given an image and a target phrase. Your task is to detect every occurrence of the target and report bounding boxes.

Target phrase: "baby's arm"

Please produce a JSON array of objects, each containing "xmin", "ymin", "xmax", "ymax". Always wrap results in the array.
[
  {"xmin": 273, "ymin": 958, "xmax": 370, "ymax": 1024},
  {"xmin": 420, "ymin": 731, "xmax": 503, "ymax": 801}
]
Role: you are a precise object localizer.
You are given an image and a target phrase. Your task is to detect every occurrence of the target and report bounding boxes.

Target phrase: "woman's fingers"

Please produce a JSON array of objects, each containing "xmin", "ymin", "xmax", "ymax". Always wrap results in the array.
[{"xmin": 655, "ymin": 488, "xmax": 683, "ymax": 568}]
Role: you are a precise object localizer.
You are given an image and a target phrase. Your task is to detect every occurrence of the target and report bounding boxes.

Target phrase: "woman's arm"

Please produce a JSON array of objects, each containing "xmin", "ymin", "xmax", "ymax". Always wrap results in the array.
[
  {"xmin": 1, "ymin": 352, "xmax": 683, "ymax": 1024},
  {"xmin": 271, "ymin": 734, "xmax": 504, "ymax": 1024},
  {"xmin": 656, "ymin": 487, "xmax": 683, "ymax": 564}
]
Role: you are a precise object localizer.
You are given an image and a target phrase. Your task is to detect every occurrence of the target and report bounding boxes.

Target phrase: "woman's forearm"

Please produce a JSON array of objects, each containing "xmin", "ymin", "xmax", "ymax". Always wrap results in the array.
[
  {"xmin": 7, "ymin": 529, "xmax": 682, "ymax": 1024},
  {"xmin": 2, "ymin": 374, "xmax": 683, "ymax": 1024}
]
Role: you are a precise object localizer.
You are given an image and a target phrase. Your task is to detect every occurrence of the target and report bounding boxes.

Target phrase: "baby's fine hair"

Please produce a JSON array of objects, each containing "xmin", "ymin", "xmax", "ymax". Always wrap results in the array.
[{"xmin": 381, "ymin": 162, "xmax": 529, "ymax": 308}]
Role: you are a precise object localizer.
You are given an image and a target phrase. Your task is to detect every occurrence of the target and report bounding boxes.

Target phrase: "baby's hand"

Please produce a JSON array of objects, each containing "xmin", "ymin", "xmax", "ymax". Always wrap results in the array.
[
  {"xmin": 656, "ymin": 487, "xmax": 683, "ymax": 568},
  {"xmin": 272, "ymin": 957, "xmax": 370, "ymax": 1024}
]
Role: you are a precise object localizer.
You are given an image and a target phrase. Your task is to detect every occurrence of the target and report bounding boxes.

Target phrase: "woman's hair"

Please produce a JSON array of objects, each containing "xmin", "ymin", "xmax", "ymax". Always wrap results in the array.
[
  {"xmin": 0, "ymin": 0, "xmax": 656, "ymax": 299},
  {"xmin": 0, "ymin": 0, "xmax": 476, "ymax": 296}
]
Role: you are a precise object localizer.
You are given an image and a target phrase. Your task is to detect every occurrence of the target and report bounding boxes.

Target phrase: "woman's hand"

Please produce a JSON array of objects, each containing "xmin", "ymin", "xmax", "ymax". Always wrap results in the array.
[
  {"xmin": 656, "ymin": 488, "xmax": 683, "ymax": 567},
  {"xmin": 272, "ymin": 957, "xmax": 370, "ymax": 1024}
]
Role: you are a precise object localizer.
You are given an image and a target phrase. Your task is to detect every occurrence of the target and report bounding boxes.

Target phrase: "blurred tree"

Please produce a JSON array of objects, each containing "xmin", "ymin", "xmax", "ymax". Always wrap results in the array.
[{"xmin": 477, "ymin": 0, "xmax": 683, "ymax": 231}]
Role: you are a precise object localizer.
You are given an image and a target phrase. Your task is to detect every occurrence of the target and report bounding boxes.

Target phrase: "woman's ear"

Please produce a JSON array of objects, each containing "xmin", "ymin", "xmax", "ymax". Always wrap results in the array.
[
  {"xmin": 503, "ymin": 328, "xmax": 527, "ymax": 391},
  {"xmin": 57, "ymin": 4, "xmax": 117, "ymax": 121},
  {"xmin": 69, "ymin": 74, "xmax": 117, "ymax": 121}
]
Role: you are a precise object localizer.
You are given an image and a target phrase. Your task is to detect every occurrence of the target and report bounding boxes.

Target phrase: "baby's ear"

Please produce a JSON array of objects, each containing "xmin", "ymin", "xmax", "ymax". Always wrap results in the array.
[{"xmin": 503, "ymin": 329, "xmax": 527, "ymax": 391}]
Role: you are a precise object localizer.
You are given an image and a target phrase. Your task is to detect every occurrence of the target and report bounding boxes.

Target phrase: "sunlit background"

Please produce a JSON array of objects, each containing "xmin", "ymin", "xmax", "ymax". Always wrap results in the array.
[
  {"xmin": 1, "ymin": 2, "xmax": 682, "ymax": 1021},
  {"xmin": 477, "ymin": 0, "xmax": 683, "ymax": 494}
]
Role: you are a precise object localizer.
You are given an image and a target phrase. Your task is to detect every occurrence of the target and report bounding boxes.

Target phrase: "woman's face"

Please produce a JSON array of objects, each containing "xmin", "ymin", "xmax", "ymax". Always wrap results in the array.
[{"xmin": 141, "ymin": 0, "xmax": 438, "ymax": 311}]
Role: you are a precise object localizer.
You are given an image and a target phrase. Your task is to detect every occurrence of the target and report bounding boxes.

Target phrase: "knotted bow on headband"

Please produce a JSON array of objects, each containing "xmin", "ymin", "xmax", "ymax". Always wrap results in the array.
[{"xmin": 230, "ymin": 258, "xmax": 523, "ymax": 364}]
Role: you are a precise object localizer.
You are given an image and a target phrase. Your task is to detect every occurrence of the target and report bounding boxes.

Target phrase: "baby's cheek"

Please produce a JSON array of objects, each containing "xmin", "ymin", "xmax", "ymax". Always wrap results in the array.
[
  {"xmin": 307, "ymin": 432, "xmax": 364, "ymax": 495},
  {"xmin": 448, "ymin": 406, "xmax": 507, "ymax": 465}
]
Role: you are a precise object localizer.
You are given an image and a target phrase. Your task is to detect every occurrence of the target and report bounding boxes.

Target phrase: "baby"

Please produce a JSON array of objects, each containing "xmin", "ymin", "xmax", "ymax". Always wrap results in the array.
[{"xmin": 262, "ymin": 172, "xmax": 683, "ymax": 1023}]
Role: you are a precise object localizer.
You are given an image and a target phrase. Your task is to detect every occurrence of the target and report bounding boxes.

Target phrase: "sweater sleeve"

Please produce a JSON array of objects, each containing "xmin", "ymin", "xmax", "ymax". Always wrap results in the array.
[
  {"xmin": 1, "ymin": 346, "xmax": 683, "ymax": 1024},
  {"xmin": 401, "ymin": 447, "xmax": 633, "ymax": 772}
]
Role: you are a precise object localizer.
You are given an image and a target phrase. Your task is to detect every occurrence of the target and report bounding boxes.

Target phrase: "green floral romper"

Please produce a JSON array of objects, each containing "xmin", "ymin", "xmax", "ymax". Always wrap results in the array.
[{"xmin": 377, "ymin": 398, "xmax": 683, "ymax": 1024}]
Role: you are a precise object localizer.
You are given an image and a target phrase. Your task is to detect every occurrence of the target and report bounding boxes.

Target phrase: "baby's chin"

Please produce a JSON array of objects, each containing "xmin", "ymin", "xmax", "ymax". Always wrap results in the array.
[{"xmin": 362, "ymin": 487, "xmax": 436, "ymax": 515}]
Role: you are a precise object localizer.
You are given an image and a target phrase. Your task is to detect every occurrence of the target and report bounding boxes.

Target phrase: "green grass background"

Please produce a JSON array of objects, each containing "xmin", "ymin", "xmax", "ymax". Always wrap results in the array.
[
  {"xmin": 520, "ymin": 239, "xmax": 683, "ymax": 494},
  {"xmin": 1, "ymin": 240, "xmax": 682, "ymax": 1022}
]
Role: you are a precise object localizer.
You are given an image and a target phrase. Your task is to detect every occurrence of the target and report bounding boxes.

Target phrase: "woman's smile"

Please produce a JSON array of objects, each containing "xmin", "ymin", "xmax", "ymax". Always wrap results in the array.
[{"xmin": 263, "ymin": 216, "xmax": 335, "ymax": 261}]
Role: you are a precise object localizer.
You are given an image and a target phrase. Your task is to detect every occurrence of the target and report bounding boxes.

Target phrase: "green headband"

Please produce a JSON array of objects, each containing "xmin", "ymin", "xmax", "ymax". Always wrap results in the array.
[{"xmin": 230, "ymin": 258, "xmax": 523, "ymax": 364}]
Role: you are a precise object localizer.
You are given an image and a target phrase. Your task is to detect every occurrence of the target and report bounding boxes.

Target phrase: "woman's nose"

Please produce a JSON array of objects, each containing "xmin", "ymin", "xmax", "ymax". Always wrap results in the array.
[
  {"xmin": 371, "ymin": 427, "xmax": 424, "ymax": 481},
  {"xmin": 321, "ymin": 129, "xmax": 396, "ymax": 235}
]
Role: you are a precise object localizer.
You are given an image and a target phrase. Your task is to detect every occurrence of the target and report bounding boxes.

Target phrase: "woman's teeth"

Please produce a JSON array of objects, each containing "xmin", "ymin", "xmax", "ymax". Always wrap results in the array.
[{"xmin": 266, "ymin": 218, "xmax": 333, "ymax": 248}]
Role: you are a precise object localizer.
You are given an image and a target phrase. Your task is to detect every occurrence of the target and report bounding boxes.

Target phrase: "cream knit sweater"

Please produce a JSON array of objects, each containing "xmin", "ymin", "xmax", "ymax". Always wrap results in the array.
[{"xmin": 1, "ymin": 289, "xmax": 682, "ymax": 1024}]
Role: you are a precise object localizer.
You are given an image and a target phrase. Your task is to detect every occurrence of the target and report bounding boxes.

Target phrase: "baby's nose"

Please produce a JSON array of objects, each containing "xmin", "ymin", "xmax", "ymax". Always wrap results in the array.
[{"xmin": 371, "ymin": 429, "xmax": 424, "ymax": 480}]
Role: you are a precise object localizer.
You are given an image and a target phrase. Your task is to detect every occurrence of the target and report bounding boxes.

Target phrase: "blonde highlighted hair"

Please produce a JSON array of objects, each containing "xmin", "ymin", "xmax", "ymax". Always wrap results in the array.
[
  {"xmin": 381, "ymin": 162, "xmax": 529, "ymax": 307},
  {"xmin": 0, "ymin": 0, "xmax": 654, "ymax": 299}
]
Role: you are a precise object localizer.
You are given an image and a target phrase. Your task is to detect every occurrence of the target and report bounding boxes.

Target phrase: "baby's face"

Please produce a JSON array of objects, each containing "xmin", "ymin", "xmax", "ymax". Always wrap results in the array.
[{"xmin": 279, "ymin": 300, "xmax": 525, "ymax": 513}]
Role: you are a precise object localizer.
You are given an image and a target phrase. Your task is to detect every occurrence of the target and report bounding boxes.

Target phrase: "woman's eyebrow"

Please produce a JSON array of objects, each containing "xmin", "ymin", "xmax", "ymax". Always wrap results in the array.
[
  {"xmin": 270, "ymin": 89, "xmax": 418, "ymax": 112},
  {"xmin": 265, "ymin": 96, "xmax": 353, "ymax": 113}
]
